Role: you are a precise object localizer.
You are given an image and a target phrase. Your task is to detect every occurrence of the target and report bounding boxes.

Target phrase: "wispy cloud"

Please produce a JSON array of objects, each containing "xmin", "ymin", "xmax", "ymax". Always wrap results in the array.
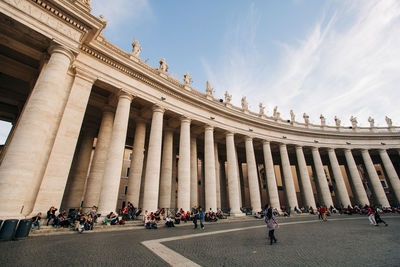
[
  {"xmin": 91, "ymin": 0, "xmax": 153, "ymax": 31},
  {"xmin": 204, "ymin": 0, "xmax": 400, "ymax": 127}
]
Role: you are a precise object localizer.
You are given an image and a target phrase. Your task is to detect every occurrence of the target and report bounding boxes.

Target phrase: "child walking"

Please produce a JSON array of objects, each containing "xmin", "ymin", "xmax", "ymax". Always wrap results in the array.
[{"xmin": 265, "ymin": 208, "xmax": 278, "ymax": 245}]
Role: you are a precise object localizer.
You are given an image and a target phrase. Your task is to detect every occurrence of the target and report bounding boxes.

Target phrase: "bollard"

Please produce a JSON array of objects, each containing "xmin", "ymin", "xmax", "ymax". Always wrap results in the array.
[
  {"xmin": 0, "ymin": 219, "xmax": 18, "ymax": 241},
  {"xmin": 14, "ymin": 219, "xmax": 33, "ymax": 240}
]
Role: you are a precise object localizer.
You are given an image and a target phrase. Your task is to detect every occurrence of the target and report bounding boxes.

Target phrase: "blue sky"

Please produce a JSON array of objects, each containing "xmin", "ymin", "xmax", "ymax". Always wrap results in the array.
[{"xmin": 1, "ymin": 0, "xmax": 399, "ymax": 144}]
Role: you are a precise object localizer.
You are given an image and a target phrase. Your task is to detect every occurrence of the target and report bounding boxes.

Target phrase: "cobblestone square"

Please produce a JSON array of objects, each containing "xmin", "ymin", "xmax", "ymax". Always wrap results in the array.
[{"xmin": 0, "ymin": 215, "xmax": 399, "ymax": 266}]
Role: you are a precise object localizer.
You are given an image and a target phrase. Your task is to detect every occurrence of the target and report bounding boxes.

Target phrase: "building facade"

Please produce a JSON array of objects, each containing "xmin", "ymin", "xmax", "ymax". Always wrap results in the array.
[{"xmin": 0, "ymin": 0, "xmax": 399, "ymax": 219}]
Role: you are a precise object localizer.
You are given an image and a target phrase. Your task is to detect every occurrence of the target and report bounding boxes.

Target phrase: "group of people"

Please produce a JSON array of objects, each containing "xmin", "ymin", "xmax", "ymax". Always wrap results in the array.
[
  {"xmin": 341, "ymin": 204, "xmax": 400, "ymax": 215},
  {"xmin": 142, "ymin": 206, "xmax": 221, "ymax": 230},
  {"xmin": 367, "ymin": 206, "xmax": 389, "ymax": 226},
  {"xmin": 31, "ymin": 206, "xmax": 102, "ymax": 233},
  {"xmin": 120, "ymin": 202, "xmax": 142, "ymax": 221}
]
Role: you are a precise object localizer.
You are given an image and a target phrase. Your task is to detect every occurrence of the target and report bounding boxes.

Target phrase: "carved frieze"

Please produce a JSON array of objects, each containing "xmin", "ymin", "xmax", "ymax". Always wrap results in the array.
[{"xmin": 4, "ymin": 0, "xmax": 87, "ymax": 42}]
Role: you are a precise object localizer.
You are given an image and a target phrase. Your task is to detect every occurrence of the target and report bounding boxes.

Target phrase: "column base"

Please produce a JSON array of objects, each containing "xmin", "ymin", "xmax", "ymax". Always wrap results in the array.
[
  {"xmin": 230, "ymin": 211, "xmax": 246, "ymax": 217},
  {"xmin": 0, "ymin": 214, "xmax": 26, "ymax": 220}
]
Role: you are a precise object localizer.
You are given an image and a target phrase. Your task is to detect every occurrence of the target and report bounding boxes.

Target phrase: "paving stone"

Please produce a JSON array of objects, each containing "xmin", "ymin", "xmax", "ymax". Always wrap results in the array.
[{"xmin": 0, "ymin": 214, "xmax": 398, "ymax": 266}]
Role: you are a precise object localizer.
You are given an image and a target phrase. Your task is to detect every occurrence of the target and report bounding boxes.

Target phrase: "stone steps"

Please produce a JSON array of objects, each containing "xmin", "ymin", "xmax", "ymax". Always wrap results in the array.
[{"xmin": 29, "ymin": 215, "xmax": 261, "ymax": 237}]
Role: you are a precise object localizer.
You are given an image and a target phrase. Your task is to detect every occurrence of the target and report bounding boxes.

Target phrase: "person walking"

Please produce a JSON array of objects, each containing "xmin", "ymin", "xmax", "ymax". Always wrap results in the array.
[
  {"xmin": 374, "ymin": 208, "xmax": 387, "ymax": 226},
  {"xmin": 192, "ymin": 206, "xmax": 199, "ymax": 229},
  {"xmin": 321, "ymin": 206, "xmax": 327, "ymax": 222},
  {"xmin": 199, "ymin": 207, "xmax": 205, "ymax": 230},
  {"xmin": 368, "ymin": 206, "xmax": 377, "ymax": 226},
  {"xmin": 265, "ymin": 208, "xmax": 278, "ymax": 245},
  {"xmin": 317, "ymin": 206, "xmax": 323, "ymax": 221}
]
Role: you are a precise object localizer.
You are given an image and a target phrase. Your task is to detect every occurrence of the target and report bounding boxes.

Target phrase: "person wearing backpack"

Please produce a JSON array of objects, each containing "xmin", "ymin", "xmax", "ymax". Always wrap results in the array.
[{"xmin": 265, "ymin": 207, "xmax": 278, "ymax": 245}]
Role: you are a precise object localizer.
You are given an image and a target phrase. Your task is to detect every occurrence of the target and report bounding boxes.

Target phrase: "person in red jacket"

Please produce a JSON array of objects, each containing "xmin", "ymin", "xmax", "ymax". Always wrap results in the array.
[{"xmin": 320, "ymin": 206, "xmax": 327, "ymax": 222}]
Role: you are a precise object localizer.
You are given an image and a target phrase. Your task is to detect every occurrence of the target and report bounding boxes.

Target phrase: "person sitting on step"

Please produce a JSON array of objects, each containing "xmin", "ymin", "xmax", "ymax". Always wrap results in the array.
[
  {"xmin": 31, "ymin": 212, "xmax": 41, "ymax": 231},
  {"xmin": 165, "ymin": 215, "xmax": 175, "ymax": 227}
]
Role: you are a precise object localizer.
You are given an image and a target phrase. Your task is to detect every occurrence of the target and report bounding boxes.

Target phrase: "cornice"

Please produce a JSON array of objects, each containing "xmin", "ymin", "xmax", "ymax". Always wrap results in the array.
[
  {"xmin": 78, "ymin": 37, "xmax": 400, "ymax": 142},
  {"xmin": 31, "ymin": 0, "xmax": 89, "ymax": 32}
]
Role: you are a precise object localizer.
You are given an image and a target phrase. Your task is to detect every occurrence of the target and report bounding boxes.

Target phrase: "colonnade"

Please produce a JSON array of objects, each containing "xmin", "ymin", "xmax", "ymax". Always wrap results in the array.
[
  {"xmin": 67, "ymin": 103, "xmax": 400, "ymax": 215},
  {"xmin": 0, "ymin": 43, "xmax": 399, "ymax": 220}
]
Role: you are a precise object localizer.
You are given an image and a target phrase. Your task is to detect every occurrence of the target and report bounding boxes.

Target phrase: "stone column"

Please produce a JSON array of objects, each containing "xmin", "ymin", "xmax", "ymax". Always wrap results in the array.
[
  {"xmin": 279, "ymin": 144, "xmax": 298, "ymax": 210},
  {"xmin": 158, "ymin": 128, "xmax": 174, "ymax": 208},
  {"xmin": 361, "ymin": 149, "xmax": 390, "ymax": 207},
  {"xmin": 225, "ymin": 133, "xmax": 243, "ymax": 216},
  {"xmin": 311, "ymin": 147, "xmax": 333, "ymax": 207},
  {"xmin": 244, "ymin": 136, "xmax": 262, "ymax": 213},
  {"xmin": 328, "ymin": 148, "xmax": 352, "ymax": 208},
  {"xmin": 0, "ymin": 44, "xmax": 74, "ymax": 218},
  {"xmin": 214, "ymin": 142, "xmax": 221, "ymax": 209},
  {"xmin": 83, "ymin": 106, "xmax": 114, "ymax": 208},
  {"xmin": 235, "ymin": 149, "xmax": 243, "ymax": 206},
  {"xmin": 220, "ymin": 160, "xmax": 228, "ymax": 209},
  {"xmin": 190, "ymin": 137, "xmax": 198, "ymax": 208},
  {"xmin": 295, "ymin": 146, "xmax": 316, "ymax": 209},
  {"xmin": 177, "ymin": 117, "xmax": 191, "ymax": 211},
  {"xmin": 379, "ymin": 149, "xmax": 400, "ymax": 204},
  {"xmin": 204, "ymin": 125, "xmax": 217, "ymax": 211},
  {"xmin": 62, "ymin": 127, "xmax": 96, "ymax": 207},
  {"xmin": 142, "ymin": 106, "xmax": 165, "ymax": 212},
  {"xmin": 139, "ymin": 151, "xmax": 148, "ymax": 207},
  {"xmin": 126, "ymin": 119, "xmax": 147, "ymax": 207},
  {"xmin": 170, "ymin": 145, "xmax": 177, "ymax": 209},
  {"xmin": 30, "ymin": 69, "xmax": 97, "ymax": 216},
  {"xmin": 97, "ymin": 92, "xmax": 133, "ymax": 215},
  {"xmin": 344, "ymin": 149, "xmax": 369, "ymax": 206},
  {"xmin": 262, "ymin": 141, "xmax": 281, "ymax": 210}
]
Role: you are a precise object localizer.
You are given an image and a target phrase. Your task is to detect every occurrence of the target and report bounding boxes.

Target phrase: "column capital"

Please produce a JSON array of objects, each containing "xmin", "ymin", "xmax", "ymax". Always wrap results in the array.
[
  {"xmin": 135, "ymin": 117, "xmax": 148, "ymax": 124},
  {"xmin": 343, "ymin": 148, "xmax": 352, "ymax": 153},
  {"xmin": 48, "ymin": 44, "xmax": 75, "ymax": 62},
  {"xmin": 262, "ymin": 140, "xmax": 270, "ymax": 145},
  {"xmin": 118, "ymin": 91, "xmax": 134, "ymax": 102},
  {"xmin": 204, "ymin": 124, "xmax": 214, "ymax": 131},
  {"xmin": 164, "ymin": 126, "xmax": 175, "ymax": 133},
  {"xmin": 327, "ymin": 147, "xmax": 335, "ymax": 153},
  {"xmin": 244, "ymin": 136, "xmax": 253, "ymax": 142},
  {"xmin": 360, "ymin": 148, "xmax": 369, "ymax": 154},
  {"xmin": 152, "ymin": 105, "xmax": 165, "ymax": 113},
  {"xmin": 279, "ymin": 143, "xmax": 287, "ymax": 148},
  {"xmin": 225, "ymin": 131, "xmax": 235, "ymax": 137},
  {"xmin": 102, "ymin": 104, "xmax": 115, "ymax": 113},
  {"xmin": 377, "ymin": 148, "xmax": 386, "ymax": 153},
  {"xmin": 311, "ymin": 146, "xmax": 319, "ymax": 152},
  {"xmin": 295, "ymin": 145, "xmax": 303, "ymax": 150},
  {"xmin": 180, "ymin": 116, "xmax": 191, "ymax": 124},
  {"xmin": 73, "ymin": 66, "xmax": 97, "ymax": 83}
]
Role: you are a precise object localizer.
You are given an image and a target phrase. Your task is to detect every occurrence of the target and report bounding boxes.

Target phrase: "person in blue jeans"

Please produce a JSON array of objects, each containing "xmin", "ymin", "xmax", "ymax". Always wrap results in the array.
[
  {"xmin": 31, "ymin": 212, "xmax": 41, "ymax": 230},
  {"xmin": 199, "ymin": 207, "xmax": 205, "ymax": 230}
]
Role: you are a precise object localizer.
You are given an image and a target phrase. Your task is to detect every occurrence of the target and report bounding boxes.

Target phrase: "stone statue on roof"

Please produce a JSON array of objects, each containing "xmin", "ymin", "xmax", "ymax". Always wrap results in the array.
[
  {"xmin": 334, "ymin": 116, "xmax": 341, "ymax": 127},
  {"xmin": 350, "ymin": 116, "xmax": 358, "ymax": 128},
  {"xmin": 131, "ymin": 39, "xmax": 142, "ymax": 58},
  {"xmin": 303, "ymin": 113, "xmax": 309, "ymax": 125},
  {"xmin": 273, "ymin": 106, "xmax": 278, "ymax": 118},
  {"xmin": 290, "ymin": 110, "xmax": 295, "ymax": 123},
  {"xmin": 205, "ymin": 81, "xmax": 213, "ymax": 97},
  {"xmin": 183, "ymin": 72, "xmax": 192, "ymax": 85},
  {"xmin": 241, "ymin": 96, "xmax": 248, "ymax": 110},
  {"xmin": 259, "ymin": 103, "xmax": 265, "ymax": 116},
  {"xmin": 158, "ymin": 58, "xmax": 168, "ymax": 72},
  {"xmin": 368, "ymin": 116, "xmax": 374, "ymax": 127},
  {"xmin": 224, "ymin": 91, "xmax": 232, "ymax": 104},
  {"xmin": 385, "ymin": 116, "xmax": 393, "ymax": 127},
  {"xmin": 320, "ymin": 114, "xmax": 326, "ymax": 126}
]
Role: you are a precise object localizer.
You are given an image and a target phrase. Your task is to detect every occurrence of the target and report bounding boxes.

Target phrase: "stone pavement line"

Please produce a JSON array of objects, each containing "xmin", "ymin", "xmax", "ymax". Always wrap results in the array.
[{"xmin": 141, "ymin": 216, "xmax": 382, "ymax": 267}]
